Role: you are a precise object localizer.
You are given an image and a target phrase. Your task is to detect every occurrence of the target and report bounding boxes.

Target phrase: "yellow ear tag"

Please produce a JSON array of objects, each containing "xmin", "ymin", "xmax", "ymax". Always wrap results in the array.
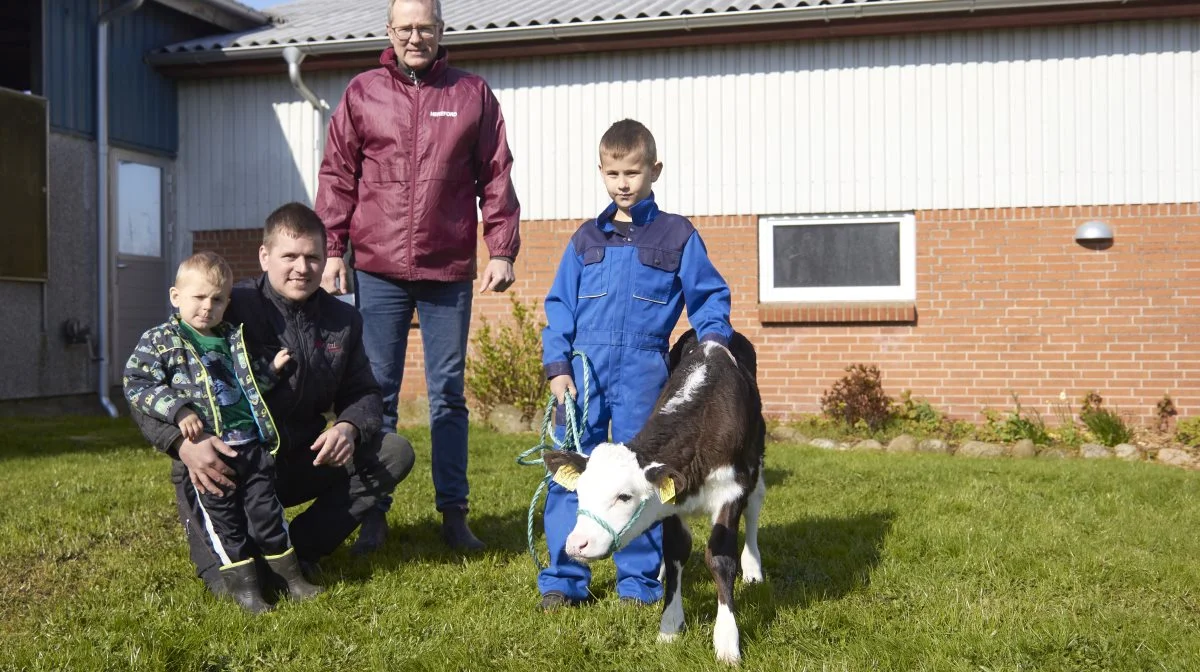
[
  {"xmin": 657, "ymin": 478, "xmax": 677, "ymax": 504},
  {"xmin": 552, "ymin": 464, "xmax": 581, "ymax": 491}
]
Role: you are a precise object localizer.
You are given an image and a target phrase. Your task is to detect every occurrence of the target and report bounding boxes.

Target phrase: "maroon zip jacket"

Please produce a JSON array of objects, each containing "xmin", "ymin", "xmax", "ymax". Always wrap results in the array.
[{"xmin": 316, "ymin": 46, "xmax": 521, "ymax": 282}]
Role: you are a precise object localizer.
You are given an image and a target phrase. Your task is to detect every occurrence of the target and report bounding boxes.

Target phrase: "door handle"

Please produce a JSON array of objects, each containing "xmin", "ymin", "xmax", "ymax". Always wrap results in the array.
[{"xmin": 116, "ymin": 263, "xmax": 129, "ymax": 269}]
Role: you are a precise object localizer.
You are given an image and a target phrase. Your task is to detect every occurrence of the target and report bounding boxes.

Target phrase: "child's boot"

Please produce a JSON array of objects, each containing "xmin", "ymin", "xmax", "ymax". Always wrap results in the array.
[
  {"xmin": 265, "ymin": 548, "xmax": 322, "ymax": 601},
  {"xmin": 219, "ymin": 560, "xmax": 272, "ymax": 614}
]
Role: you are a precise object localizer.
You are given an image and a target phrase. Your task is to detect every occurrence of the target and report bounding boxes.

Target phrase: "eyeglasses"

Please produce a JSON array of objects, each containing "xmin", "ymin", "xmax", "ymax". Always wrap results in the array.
[{"xmin": 388, "ymin": 24, "xmax": 439, "ymax": 41}]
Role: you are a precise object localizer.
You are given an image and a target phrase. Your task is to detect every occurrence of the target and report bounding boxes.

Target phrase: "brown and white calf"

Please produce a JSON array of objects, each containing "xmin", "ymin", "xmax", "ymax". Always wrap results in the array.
[{"xmin": 543, "ymin": 329, "xmax": 766, "ymax": 665}]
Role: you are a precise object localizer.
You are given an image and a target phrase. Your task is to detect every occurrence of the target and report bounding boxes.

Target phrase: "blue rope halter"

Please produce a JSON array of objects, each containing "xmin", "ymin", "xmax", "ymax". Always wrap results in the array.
[{"xmin": 576, "ymin": 498, "xmax": 649, "ymax": 553}]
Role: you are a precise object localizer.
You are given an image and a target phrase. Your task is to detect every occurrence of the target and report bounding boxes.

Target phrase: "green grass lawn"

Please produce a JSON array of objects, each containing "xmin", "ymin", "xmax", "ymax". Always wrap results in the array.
[{"xmin": 2, "ymin": 416, "xmax": 1199, "ymax": 671}]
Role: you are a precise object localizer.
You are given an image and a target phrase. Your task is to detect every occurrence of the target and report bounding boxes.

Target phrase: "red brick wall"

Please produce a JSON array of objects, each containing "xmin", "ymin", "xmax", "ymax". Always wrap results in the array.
[
  {"xmin": 192, "ymin": 229, "xmax": 263, "ymax": 282},
  {"xmin": 194, "ymin": 203, "xmax": 1200, "ymax": 425}
]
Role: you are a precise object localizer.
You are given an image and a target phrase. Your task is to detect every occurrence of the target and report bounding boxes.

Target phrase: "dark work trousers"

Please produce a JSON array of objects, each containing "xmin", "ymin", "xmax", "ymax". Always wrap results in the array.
[
  {"xmin": 174, "ymin": 440, "xmax": 290, "ymax": 568},
  {"xmin": 172, "ymin": 432, "xmax": 415, "ymax": 590}
]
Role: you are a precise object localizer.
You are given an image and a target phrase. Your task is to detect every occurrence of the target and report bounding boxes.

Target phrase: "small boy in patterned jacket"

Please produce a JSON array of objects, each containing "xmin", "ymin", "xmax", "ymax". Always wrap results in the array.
[{"xmin": 123, "ymin": 250, "xmax": 319, "ymax": 613}]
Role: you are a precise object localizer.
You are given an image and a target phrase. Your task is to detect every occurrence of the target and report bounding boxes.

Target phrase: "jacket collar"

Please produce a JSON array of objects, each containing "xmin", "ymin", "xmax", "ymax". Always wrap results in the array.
[
  {"xmin": 169, "ymin": 313, "xmax": 232, "ymax": 339},
  {"xmin": 596, "ymin": 192, "xmax": 660, "ymax": 232},
  {"xmin": 257, "ymin": 273, "xmax": 321, "ymax": 317},
  {"xmin": 381, "ymin": 46, "xmax": 449, "ymax": 86}
]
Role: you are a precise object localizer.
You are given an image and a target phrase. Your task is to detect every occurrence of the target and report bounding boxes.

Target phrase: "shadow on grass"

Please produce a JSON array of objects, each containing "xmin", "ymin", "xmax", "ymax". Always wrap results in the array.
[
  {"xmin": 327, "ymin": 506, "xmax": 534, "ymax": 582},
  {"xmin": 763, "ymin": 466, "xmax": 790, "ymax": 488},
  {"xmin": 0, "ymin": 417, "xmax": 148, "ymax": 460},
  {"xmin": 676, "ymin": 510, "xmax": 893, "ymax": 641}
]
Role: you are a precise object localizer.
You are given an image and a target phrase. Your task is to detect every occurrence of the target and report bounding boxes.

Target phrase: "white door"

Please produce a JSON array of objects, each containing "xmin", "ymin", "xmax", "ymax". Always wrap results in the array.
[{"xmin": 110, "ymin": 150, "xmax": 172, "ymax": 384}]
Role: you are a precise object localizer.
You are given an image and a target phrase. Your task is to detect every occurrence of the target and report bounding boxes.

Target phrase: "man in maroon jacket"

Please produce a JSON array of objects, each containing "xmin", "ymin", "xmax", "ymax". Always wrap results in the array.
[{"xmin": 315, "ymin": 0, "xmax": 520, "ymax": 552}]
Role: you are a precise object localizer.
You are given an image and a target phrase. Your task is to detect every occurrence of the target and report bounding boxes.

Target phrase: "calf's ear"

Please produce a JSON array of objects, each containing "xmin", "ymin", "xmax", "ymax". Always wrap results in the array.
[
  {"xmin": 542, "ymin": 450, "xmax": 589, "ymax": 491},
  {"xmin": 668, "ymin": 329, "xmax": 698, "ymax": 372},
  {"xmin": 644, "ymin": 464, "xmax": 687, "ymax": 504}
]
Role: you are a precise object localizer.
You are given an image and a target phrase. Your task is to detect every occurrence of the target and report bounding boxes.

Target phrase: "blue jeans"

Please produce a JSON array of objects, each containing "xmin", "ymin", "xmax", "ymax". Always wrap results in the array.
[{"xmin": 356, "ymin": 271, "xmax": 472, "ymax": 512}]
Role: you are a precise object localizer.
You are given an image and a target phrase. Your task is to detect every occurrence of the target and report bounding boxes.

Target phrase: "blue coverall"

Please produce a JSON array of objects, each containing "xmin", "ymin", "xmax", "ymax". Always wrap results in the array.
[{"xmin": 540, "ymin": 193, "xmax": 733, "ymax": 603}]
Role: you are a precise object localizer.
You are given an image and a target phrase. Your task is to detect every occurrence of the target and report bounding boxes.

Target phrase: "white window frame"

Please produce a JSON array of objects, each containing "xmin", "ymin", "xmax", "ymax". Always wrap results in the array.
[{"xmin": 758, "ymin": 213, "xmax": 916, "ymax": 303}]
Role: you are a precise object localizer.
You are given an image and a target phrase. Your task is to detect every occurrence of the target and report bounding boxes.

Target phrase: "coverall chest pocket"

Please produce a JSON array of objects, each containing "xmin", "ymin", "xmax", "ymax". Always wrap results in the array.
[
  {"xmin": 632, "ymin": 247, "xmax": 681, "ymax": 304},
  {"xmin": 578, "ymin": 246, "xmax": 607, "ymax": 299}
]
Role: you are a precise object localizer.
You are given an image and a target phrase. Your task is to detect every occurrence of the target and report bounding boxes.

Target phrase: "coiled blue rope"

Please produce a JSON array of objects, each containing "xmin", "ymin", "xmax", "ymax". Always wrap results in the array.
[{"xmin": 516, "ymin": 351, "xmax": 592, "ymax": 571}]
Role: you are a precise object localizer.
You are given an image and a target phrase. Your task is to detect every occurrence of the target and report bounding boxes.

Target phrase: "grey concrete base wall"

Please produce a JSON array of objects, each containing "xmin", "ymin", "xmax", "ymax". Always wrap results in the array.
[{"xmin": 0, "ymin": 133, "xmax": 99, "ymax": 400}]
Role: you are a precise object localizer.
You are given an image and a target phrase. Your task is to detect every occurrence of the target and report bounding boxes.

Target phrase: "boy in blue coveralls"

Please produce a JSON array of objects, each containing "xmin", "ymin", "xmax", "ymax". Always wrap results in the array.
[{"xmin": 539, "ymin": 119, "xmax": 733, "ymax": 610}]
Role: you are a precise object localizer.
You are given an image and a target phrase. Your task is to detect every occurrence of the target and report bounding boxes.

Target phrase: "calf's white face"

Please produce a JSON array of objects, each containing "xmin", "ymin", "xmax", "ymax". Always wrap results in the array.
[{"xmin": 543, "ymin": 443, "xmax": 682, "ymax": 562}]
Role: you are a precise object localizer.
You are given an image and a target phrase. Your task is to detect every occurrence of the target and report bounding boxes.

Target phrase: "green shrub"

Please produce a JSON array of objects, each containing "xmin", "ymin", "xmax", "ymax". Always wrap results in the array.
[
  {"xmin": 465, "ymin": 295, "xmax": 547, "ymax": 423},
  {"xmin": 1176, "ymin": 417, "xmax": 1200, "ymax": 447},
  {"xmin": 979, "ymin": 393, "xmax": 1051, "ymax": 445},
  {"xmin": 1080, "ymin": 406, "xmax": 1133, "ymax": 447},
  {"xmin": 1049, "ymin": 391, "xmax": 1086, "ymax": 449},
  {"xmin": 820, "ymin": 364, "xmax": 894, "ymax": 432},
  {"xmin": 892, "ymin": 390, "xmax": 943, "ymax": 435}
]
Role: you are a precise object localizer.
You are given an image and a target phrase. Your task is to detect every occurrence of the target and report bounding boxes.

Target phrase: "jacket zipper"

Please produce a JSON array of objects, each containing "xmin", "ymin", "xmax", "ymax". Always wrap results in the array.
[
  {"xmin": 409, "ymin": 75, "xmax": 420, "ymax": 275},
  {"xmin": 290, "ymin": 308, "xmax": 309, "ymax": 420},
  {"xmin": 235, "ymin": 326, "xmax": 280, "ymax": 455}
]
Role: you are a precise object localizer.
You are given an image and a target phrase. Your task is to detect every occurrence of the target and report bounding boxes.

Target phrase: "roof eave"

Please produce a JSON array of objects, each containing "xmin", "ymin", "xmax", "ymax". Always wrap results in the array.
[
  {"xmin": 152, "ymin": 0, "xmax": 270, "ymax": 32},
  {"xmin": 144, "ymin": 0, "xmax": 1148, "ymax": 67}
]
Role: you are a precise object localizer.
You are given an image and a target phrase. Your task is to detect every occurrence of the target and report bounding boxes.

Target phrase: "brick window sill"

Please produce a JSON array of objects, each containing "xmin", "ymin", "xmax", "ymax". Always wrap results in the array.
[{"xmin": 758, "ymin": 301, "xmax": 917, "ymax": 325}]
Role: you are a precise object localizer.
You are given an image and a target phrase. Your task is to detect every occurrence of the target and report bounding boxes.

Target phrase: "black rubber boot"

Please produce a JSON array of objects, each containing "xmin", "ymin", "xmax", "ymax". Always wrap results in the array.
[
  {"xmin": 265, "ymin": 549, "xmax": 323, "ymax": 602},
  {"xmin": 350, "ymin": 508, "xmax": 389, "ymax": 556},
  {"xmin": 219, "ymin": 561, "xmax": 272, "ymax": 614},
  {"xmin": 441, "ymin": 508, "xmax": 485, "ymax": 551}
]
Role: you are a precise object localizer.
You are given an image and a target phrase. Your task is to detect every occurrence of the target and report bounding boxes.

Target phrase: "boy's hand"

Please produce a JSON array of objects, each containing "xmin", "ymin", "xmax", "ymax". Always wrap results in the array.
[
  {"xmin": 272, "ymin": 348, "xmax": 291, "ymax": 373},
  {"xmin": 550, "ymin": 375, "xmax": 577, "ymax": 405},
  {"xmin": 177, "ymin": 408, "xmax": 204, "ymax": 442}
]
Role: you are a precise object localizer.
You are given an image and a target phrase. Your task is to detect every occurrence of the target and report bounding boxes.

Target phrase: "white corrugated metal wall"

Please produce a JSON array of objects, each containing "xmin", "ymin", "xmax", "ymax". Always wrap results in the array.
[{"xmin": 176, "ymin": 19, "xmax": 1200, "ymax": 263}]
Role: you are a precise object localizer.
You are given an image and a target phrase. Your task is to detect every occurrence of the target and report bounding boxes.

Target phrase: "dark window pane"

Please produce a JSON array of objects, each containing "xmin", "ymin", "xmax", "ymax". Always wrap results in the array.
[
  {"xmin": 773, "ymin": 222, "xmax": 899, "ymax": 288},
  {"xmin": 0, "ymin": 88, "xmax": 47, "ymax": 281}
]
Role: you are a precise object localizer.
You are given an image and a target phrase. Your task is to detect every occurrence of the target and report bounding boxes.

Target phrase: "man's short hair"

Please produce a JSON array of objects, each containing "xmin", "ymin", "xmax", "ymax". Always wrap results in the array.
[
  {"xmin": 599, "ymin": 119, "xmax": 658, "ymax": 165},
  {"xmin": 176, "ymin": 250, "xmax": 232, "ymax": 288},
  {"xmin": 264, "ymin": 202, "xmax": 328, "ymax": 249},
  {"xmin": 388, "ymin": 0, "xmax": 442, "ymax": 23}
]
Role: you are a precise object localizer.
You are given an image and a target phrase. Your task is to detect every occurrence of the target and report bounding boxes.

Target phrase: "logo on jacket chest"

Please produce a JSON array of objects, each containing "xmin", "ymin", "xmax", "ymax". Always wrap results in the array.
[
  {"xmin": 313, "ymin": 339, "xmax": 342, "ymax": 354},
  {"xmin": 429, "ymin": 110, "xmax": 458, "ymax": 118}
]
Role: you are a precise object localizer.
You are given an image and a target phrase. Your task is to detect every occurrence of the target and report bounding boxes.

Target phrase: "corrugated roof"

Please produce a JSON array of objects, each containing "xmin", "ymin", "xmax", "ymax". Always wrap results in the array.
[{"xmin": 156, "ymin": 0, "xmax": 908, "ymax": 54}]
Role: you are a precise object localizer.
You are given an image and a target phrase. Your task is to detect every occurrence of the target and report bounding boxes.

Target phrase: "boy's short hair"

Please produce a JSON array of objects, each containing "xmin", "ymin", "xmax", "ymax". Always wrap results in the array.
[
  {"xmin": 264, "ymin": 202, "xmax": 328, "ymax": 249},
  {"xmin": 176, "ymin": 250, "xmax": 232, "ymax": 288},
  {"xmin": 599, "ymin": 119, "xmax": 658, "ymax": 165}
]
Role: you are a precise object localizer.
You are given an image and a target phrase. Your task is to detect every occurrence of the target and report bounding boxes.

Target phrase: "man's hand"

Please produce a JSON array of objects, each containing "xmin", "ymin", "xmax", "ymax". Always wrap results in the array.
[
  {"xmin": 176, "ymin": 408, "xmax": 204, "ymax": 442},
  {"xmin": 478, "ymin": 258, "xmax": 515, "ymax": 293},
  {"xmin": 311, "ymin": 422, "xmax": 358, "ymax": 467},
  {"xmin": 550, "ymin": 374, "xmax": 577, "ymax": 405},
  {"xmin": 178, "ymin": 433, "xmax": 238, "ymax": 496},
  {"xmin": 322, "ymin": 257, "xmax": 349, "ymax": 295},
  {"xmin": 272, "ymin": 348, "xmax": 292, "ymax": 374}
]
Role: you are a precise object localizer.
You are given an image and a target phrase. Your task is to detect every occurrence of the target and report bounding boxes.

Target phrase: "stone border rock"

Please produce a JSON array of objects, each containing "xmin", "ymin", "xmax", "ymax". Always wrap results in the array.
[
  {"xmin": 766, "ymin": 428, "xmax": 1198, "ymax": 471},
  {"xmin": 397, "ymin": 397, "xmax": 1200, "ymax": 472}
]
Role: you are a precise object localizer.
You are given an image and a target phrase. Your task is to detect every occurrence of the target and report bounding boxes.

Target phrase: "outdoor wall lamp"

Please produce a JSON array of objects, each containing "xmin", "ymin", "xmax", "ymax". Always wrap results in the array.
[{"xmin": 1074, "ymin": 220, "xmax": 1113, "ymax": 243}]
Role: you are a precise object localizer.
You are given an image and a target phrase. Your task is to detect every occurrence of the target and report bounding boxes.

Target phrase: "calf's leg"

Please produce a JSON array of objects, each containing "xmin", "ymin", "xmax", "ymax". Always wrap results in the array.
[
  {"xmin": 740, "ymin": 473, "xmax": 765, "ymax": 583},
  {"xmin": 707, "ymin": 500, "xmax": 745, "ymax": 664},
  {"xmin": 658, "ymin": 514, "xmax": 691, "ymax": 642}
]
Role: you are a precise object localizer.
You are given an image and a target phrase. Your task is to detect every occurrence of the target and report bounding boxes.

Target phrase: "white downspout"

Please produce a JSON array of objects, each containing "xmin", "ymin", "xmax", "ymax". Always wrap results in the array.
[
  {"xmin": 281, "ymin": 46, "xmax": 330, "ymax": 199},
  {"xmin": 97, "ymin": 0, "xmax": 145, "ymax": 418}
]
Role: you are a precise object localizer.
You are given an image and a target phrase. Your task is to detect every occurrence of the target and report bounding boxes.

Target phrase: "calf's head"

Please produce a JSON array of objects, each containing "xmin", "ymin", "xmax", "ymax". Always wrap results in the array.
[{"xmin": 543, "ymin": 443, "xmax": 686, "ymax": 561}]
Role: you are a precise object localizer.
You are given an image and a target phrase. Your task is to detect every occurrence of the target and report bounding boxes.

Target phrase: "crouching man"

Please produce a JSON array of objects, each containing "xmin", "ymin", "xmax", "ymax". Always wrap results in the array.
[{"xmin": 131, "ymin": 203, "xmax": 416, "ymax": 596}]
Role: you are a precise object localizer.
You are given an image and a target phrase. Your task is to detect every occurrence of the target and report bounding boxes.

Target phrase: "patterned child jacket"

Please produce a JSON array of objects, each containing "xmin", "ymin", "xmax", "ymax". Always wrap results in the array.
[{"xmin": 123, "ymin": 314, "xmax": 280, "ymax": 453}]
